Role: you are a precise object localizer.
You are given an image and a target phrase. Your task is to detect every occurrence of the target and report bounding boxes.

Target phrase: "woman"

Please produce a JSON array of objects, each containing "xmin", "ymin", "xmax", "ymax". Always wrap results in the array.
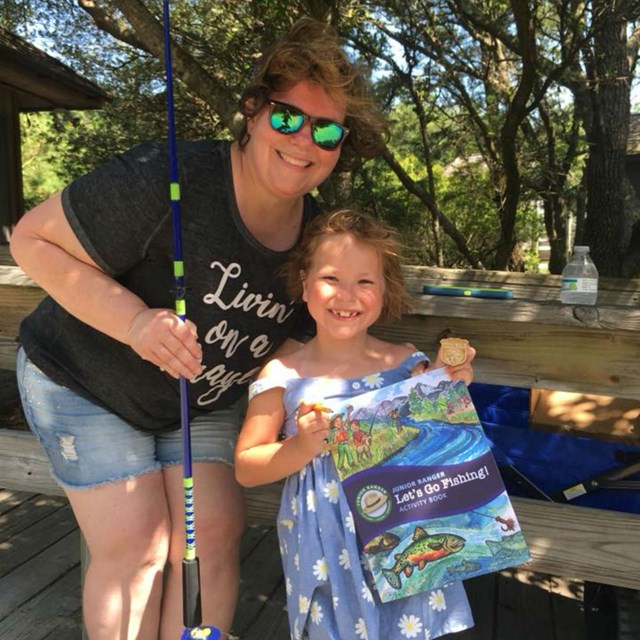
[{"xmin": 10, "ymin": 18, "xmax": 387, "ymax": 640}]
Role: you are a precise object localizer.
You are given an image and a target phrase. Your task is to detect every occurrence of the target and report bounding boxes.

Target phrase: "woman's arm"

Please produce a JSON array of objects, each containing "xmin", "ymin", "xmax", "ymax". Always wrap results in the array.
[
  {"xmin": 10, "ymin": 192, "xmax": 202, "ymax": 379},
  {"xmin": 235, "ymin": 389, "xmax": 330, "ymax": 488}
]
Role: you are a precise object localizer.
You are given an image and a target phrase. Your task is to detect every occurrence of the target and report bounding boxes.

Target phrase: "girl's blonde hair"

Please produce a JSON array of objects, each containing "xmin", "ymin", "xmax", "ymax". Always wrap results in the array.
[
  {"xmin": 285, "ymin": 209, "xmax": 411, "ymax": 323},
  {"xmin": 238, "ymin": 18, "xmax": 388, "ymax": 171}
]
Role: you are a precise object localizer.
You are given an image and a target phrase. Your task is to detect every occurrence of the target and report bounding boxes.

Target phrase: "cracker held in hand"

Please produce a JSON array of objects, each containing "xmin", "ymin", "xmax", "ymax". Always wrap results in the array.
[{"xmin": 440, "ymin": 337, "xmax": 469, "ymax": 366}]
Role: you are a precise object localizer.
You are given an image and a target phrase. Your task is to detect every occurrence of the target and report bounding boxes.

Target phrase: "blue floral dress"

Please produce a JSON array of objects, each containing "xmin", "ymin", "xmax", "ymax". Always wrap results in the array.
[{"xmin": 248, "ymin": 351, "xmax": 474, "ymax": 640}]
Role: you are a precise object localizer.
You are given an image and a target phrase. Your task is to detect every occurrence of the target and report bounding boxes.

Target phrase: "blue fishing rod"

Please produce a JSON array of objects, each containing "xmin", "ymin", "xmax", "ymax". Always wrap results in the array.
[{"xmin": 161, "ymin": 2, "xmax": 222, "ymax": 639}]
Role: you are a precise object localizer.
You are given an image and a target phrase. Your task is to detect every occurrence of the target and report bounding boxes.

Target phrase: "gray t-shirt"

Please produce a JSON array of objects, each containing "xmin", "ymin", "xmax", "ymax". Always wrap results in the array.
[{"xmin": 19, "ymin": 140, "xmax": 319, "ymax": 432}]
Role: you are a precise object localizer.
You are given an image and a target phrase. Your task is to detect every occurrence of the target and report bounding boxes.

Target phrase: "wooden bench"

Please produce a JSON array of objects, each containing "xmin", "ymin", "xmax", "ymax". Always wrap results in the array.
[{"xmin": 1, "ymin": 251, "xmax": 639, "ymax": 589}]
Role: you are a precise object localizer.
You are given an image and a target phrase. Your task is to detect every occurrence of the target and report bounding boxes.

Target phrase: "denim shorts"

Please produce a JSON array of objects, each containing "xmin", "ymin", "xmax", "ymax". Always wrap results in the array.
[{"xmin": 16, "ymin": 348, "xmax": 246, "ymax": 491}]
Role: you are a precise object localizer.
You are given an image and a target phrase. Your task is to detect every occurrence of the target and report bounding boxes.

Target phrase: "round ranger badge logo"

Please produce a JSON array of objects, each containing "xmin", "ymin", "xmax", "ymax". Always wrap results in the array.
[{"xmin": 357, "ymin": 484, "xmax": 392, "ymax": 522}]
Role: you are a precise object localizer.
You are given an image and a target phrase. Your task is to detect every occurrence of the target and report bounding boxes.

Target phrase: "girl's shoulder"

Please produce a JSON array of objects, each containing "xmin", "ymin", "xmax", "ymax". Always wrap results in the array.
[
  {"xmin": 249, "ymin": 356, "xmax": 300, "ymax": 401},
  {"xmin": 369, "ymin": 337, "xmax": 426, "ymax": 371}
]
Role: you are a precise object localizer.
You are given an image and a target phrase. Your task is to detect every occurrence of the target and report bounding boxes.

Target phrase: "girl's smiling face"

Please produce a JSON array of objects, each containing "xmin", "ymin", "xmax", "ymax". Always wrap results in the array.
[{"xmin": 302, "ymin": 233, "xmax": 385, "ymax": 340}]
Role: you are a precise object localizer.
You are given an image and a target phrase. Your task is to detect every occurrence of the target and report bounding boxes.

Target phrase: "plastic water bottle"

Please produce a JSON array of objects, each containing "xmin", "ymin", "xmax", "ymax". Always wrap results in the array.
[{"xmin": 560, "ymin": 246, "xmax": 598, "ymax": 305}]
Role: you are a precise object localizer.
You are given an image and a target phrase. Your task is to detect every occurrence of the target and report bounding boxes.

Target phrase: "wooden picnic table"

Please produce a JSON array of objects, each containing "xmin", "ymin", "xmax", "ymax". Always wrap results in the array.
[
  {"xmin": 1, "ymin": 249, "xmax": 639, "ymax": 589},
  {"xmin": 370, "ymin": 267, "xmax": 640, "ymax": 589},
  {"xmin": 381, "ymin": 266, "xmax": 640, "ymax": 400}
]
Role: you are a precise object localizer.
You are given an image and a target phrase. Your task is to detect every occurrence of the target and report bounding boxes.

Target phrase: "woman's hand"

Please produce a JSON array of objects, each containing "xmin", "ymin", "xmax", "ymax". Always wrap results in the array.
[
  {"xmin": 295, "ymin": 400, "xmax": 331, "ymax": 458},
  {"xmin": 127, "ymin": 308, "xmax": 202, "ymax": 379},
  {"xmin": 431, "ymin": 344, "xmax": 477, "ymax": 385}
]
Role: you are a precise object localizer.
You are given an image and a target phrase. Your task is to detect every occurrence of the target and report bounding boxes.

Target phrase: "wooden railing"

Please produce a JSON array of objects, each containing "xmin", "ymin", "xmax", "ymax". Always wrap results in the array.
[{"xmin": 1, "ymin": 248, "xmax": 639, "ymax": 589}]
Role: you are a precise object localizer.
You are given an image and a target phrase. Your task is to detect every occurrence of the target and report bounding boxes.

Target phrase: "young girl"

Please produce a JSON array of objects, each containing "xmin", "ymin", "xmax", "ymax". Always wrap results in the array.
[{"xmin": 235, "ymin": 209, "xmax": 476, "ymax": 640}]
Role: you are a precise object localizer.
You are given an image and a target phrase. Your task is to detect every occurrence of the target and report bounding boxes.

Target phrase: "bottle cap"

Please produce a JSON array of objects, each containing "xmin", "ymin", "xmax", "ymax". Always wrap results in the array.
[{"xmin": 574, "ymin": 245, "xmax": 589, "ymax": 252}]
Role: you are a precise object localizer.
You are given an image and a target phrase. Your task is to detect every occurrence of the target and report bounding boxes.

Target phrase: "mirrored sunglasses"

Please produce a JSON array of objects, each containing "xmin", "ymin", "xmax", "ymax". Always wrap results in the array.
[{"xmin": 267, "ymin": 99, "xmax": 349, "ymax": 151}]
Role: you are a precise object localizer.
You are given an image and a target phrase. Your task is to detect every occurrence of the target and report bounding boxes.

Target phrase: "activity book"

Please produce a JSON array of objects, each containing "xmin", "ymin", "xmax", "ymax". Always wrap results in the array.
[{"xmin": 324, "ymin": 367, "xmax": 530, "ymax": 603}]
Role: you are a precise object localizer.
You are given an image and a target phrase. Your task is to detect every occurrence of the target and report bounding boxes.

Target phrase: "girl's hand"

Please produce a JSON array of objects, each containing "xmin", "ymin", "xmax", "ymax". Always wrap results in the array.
[
  {"xmin": 126, "ymin": 308, "xmax": 203, "ymax": 379},
  {"xmin": 295, "ymin": 400, "xmax": 331, "ymax": 457},
  {"xmin": 431, "ymin": 344, "xmax": 477, "ymax": 385}
]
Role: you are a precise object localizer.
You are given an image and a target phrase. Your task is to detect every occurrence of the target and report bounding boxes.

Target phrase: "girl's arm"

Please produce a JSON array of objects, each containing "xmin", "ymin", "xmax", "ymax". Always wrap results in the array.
[
  {"xmin": 235, "ymin": 388, "xmax": 330, "ymax": 488},
  {"xmin": 431, "ymin": 344, "xmax": 477, "ymax": 384},
  {"xmin": 405, "ymin": 340, "xmax": 476, "ymax": 383}
]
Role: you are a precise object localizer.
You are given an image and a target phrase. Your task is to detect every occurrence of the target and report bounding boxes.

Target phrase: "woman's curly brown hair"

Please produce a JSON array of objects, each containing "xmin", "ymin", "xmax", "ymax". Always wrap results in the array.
[
  {"xmin": 285, "ymin": 209, "xmax": 411, "ymax": 324},
  {"xmin": 237, "ymin": 18, "xmax": 388, "ymax": 172}
]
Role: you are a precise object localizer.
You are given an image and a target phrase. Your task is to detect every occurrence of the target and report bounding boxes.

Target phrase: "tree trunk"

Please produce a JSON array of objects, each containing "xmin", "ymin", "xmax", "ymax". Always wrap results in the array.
[
  {"xmin": 491, "ymin": 0, "xmax": 537, "ymax": 270},
  {"xmin": 584, "ymin": 1, "xmax": 632, "ymax": 276}
]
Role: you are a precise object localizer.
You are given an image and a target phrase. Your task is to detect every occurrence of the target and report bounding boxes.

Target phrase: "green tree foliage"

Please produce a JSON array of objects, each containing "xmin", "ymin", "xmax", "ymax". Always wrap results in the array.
[
  {"xmin": 20, "ymin": 113, "xmax": 71, "ymax": 210},
  {"xmin": 351, "ymin": 0, "xmax": 640, "ymax": 274},
  {"xmin": 3, "ymin": 0, "xmax": 639, "ymax": 274}
]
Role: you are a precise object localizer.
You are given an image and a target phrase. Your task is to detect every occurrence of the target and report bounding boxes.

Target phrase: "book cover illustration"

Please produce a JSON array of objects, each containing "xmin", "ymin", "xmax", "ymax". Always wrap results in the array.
[{"xmin": 324, "ymin": 367, "xmax": 530, "ymax": 603}]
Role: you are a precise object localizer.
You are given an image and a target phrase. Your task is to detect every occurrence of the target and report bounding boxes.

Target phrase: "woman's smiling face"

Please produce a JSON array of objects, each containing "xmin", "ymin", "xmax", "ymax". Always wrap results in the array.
[{"xmin": 244, "ymin": 81, "xmax": 347, "ymax": 199}]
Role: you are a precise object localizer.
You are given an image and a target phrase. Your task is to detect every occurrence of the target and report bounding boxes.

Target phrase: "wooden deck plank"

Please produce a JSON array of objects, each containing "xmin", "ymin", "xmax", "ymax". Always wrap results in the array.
[
  {"xmin": 0, "ymin": 567, "xmax": 82, "ymax": 640},
  {"xmin": 241, "ymin": 580, "xmax": 289, "ymax": 640},
  {"xmin": 457, "ymin": 574, "xmax": 498, "ymax": 639},
  {"xmin": 0, "ymin": 529, "xmax": 80, "ymax": 620},
  {"xmin": 2, "ymin": 429, "xmax": 639, "ymax": 590},
  {"xmin": 495, "ymin": 572, "xmax": 556, "ymax": 640},
  {"xmin": 514, "ymin": 497, "xmax": 640, "ymax": 589},
  {"xmin": 0, "ymin": 502, "xmax": 78, "ymax": 578},
  {"xmin": 616, "ymin": 588, "xmax": 640, "ymax": 640},
  {"xmin": 239, "ymin": 522, "xmax": 274, "ymax": 559},
  {"xmin": 0, "ymin": 488, "xmax": 35, "ymax": 514},
  {"xmin": 0, "ymin": 487, "xmax": 622, "ymax": 640},
  {"xmin": 552, "ymin": 590, "xmax": 587, "ymax": 640},
  {"xmin": 232, "ymin": 526, "xmax": 287, "ymax": 639},
  {"xmin": 0, "ymin": 493, "xmax": 68, "ymax": 541}
]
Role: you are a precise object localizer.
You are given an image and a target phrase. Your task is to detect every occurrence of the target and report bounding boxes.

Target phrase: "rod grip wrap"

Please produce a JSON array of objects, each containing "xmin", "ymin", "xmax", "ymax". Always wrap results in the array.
[{"xmin": 182, "ymin": 557, "xmax": 202, "ymax": 628}]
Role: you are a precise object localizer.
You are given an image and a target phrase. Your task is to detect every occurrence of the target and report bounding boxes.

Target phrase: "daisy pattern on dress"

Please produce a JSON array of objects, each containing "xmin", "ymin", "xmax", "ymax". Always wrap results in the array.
[
  {"xmin": 309, "ymin": 600, "xmax": 323, "ymax": 624},
  {"xmin": 362, "ymin": 373, "xmax": 384, "ymax": 389},
  {"xmin": 306, "ymin": 489, "xmax": 316, "ymax": 512},
  {"xmin": 423, "ymin": 627, "xmax": 432, "ymax": 639},
  {"xmin": 298, "ymin": 595, "xmax": 310, "ymax": 614},
  {"xmin": 443, "ymin": 619, "xmax": 468, "ymax": 634},
  {"xmin": 361, "ymin": 581, "xmax": 374, "ymax": 603},
  {"xmin": 354, "ymin": 617, "xmax": 368, "ymax": 639},
  {"xmin": 294, "ymin": 554, "xmax": 300, "ymax": 570},
  {"xmin": 286, "ymin": 577, "xmax": 292, "ymax": 595},
  {"xmin": 338, "ymin": 548, "xmax": 350, "ymax": 569},
  {"xmin": 428, "ymin": 589, "xmax": 447, "ymax": 612},
  {"xmin": 345, "ymin": 511, "xmax": 355, "ymax": 533},
  {"xmin": 322, "ymin": 480, "xmax": 340, "ymax": 504},
  {"xmin": 398, "ymin": 614, "xmax": 423, "ymax": 638},
  {"xmin": 290, "ymin": 495, "xmax": 298, "ymax": 516},
  {"xmin": 280, "ymin": 518, "xmax": 295, "ymax": 532},
  {"xmin": 312, "ymin": 557, "xmax": 328, "ymax": 581}
]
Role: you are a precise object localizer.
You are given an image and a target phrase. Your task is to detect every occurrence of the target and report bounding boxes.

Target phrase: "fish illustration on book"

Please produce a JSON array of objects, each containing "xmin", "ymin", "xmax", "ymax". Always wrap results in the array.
[
  {"xmin": 485, "ymin": 531, "xmax": 528, "ymax": 562},
  {"xmin": 382, "ymin": 526, "xmax": 466, "ymax": 590},
  {"xmin": 447, "ymin": 558, "xmax": 482, "ymax": 577},
  {"xmin": 363, "ymin": 532, "xmax": 400, "ymax": 554}
]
